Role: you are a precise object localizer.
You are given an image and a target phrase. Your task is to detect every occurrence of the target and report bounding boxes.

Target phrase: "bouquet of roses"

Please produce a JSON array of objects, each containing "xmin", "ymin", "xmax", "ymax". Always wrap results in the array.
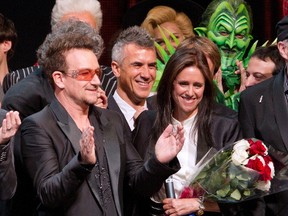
[{"xmin": 179, "ymin": 138, "xmax": 282, "ymax": 203}]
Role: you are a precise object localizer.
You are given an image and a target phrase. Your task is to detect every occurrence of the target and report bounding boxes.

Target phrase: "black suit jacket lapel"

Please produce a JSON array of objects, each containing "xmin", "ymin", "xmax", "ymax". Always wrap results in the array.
[
  {"xmin": 108, "ymin": 95, "xmax": 132, "ymax": 133},
  {"xmin": 108, "ymin": 96, "xmax": 122, "ymax": 113},
  {"xmin": 147, "ymin": 95, "xmax": 157, "ymax": 110},
  {"xmin": 50, "ymin": 100, "xmax": 81, "ymax": 154},
  {"xmin": 273, "ymin": 70, "xmax": 288, "ymax": 151}
]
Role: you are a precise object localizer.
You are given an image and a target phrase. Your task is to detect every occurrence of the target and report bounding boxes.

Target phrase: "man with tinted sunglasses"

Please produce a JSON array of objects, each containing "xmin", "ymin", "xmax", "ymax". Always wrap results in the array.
[
  {"xmin": 19, "ymin": 19, "xmax": 184, "ymax": 216},
  {"xmin": 2, "ymin": 0, "xmax": 108, "ymax": 121}
]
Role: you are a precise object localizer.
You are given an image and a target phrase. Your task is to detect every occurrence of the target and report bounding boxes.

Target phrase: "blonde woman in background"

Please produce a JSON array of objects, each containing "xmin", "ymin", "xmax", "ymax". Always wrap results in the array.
[{"xmin": 141, "ymin": 5, "xmax": 195, "ymax": 53}]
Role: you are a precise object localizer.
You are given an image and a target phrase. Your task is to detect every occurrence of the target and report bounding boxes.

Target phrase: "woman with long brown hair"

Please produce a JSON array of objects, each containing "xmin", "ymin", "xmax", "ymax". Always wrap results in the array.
[{"xmin": 132, "ymin": 45, "xmax": 241, "ymax": 216}]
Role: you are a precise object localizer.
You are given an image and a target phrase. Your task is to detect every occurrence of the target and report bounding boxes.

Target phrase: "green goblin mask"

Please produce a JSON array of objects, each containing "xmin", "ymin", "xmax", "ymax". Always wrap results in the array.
[{"xmin": 207, "ymin": 2, "xmax": 252, "ymax": 89}]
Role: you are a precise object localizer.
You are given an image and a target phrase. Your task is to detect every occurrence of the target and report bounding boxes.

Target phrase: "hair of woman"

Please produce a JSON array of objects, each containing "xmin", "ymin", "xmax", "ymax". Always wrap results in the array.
[
  {"xmin": 178, "ymin": 36, "xmax": 221, "ymax": 75},
  {"xmin": 141, "ymin": 5, "xmax": 194, "ymax": 38}
]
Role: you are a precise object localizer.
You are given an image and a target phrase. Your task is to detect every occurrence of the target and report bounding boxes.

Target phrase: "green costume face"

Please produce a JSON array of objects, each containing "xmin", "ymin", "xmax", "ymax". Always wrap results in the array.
[{"xmin": 207, "ymin": 2, "xmax": 252, "ymax": 89}]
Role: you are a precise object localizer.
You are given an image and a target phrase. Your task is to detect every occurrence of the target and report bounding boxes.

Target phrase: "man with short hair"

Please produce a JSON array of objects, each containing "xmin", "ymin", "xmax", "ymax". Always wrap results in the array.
[
  {"xmin": 245, "ymin": 45, "xmax": 285, "ymax": 88},
  {"xmin": 238, "ymin": 15, "xmax": 288, "ymax": 215},
  {"xmin": 3, "ymin": 0, "xmax": 114, "ymax": 99},
  {"xmin": 109, "ymin": 26, "xmax": 157, "ymax": 130},
  {"xmin": 2, "ymin": 0, "xmax": 105, "ymax": 120},
  {"xmin": 20, "ymin": 19, "xmax": 184, "ymax": 216}
]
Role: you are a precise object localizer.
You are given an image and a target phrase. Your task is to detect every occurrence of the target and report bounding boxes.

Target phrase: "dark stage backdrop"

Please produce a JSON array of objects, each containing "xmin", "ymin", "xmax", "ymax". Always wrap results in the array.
[{"xmin": 0, "ymin": 0, "xmax": 284, "ymax": 70}]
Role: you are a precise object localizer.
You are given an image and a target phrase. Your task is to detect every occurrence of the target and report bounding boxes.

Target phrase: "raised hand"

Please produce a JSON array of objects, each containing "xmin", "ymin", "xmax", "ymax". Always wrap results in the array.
[
  {"xmin": 95, "ymin": 87, "xmax": 108, "ymax": 109},
  {"xmin": 235, "ymin": 60, "xmax": 247, "ymax": 92},
  {"xmin": 79, "ymin": 126, "xmax": 96, "ymax": 165},
  {"xmin": 0, "ymin": 111, "xmax": 21, "ymax": 144},
  {"xmin": 155, "ymin": 124, "xmax": 184, "ymax": 164}
]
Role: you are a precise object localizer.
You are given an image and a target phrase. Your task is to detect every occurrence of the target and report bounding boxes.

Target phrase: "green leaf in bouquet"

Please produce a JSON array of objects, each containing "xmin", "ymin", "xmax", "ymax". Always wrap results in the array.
[
  {"xmin": 221, "ymin": 171, "xmax": 227, "ymax": 179},
  {"xmin": 236, "ymin": 172, "xmax": 252, "ymax": 181},
  {"xmin": 230, "ymin": 189, "xmax": 241, "ymax": 200},
  {"xmin": 216, "ymin": 185, "xmax": 230, "ymax": 197},
  {"xmin": 229, "ymin": 163, "xmax": 240, "ymax": 179},
  {"xmin": 230, "ymin": 177, "xmax": 239, "ymax": 188},
  {"xmin": 195, "ymin": 170, "xmax": 208, "ymax": 180},
  {"xmin": 238, "ymin": 180, "xmax": 249, "ymax": 189},
  {"xmin": 243, "ymin": 189, "xmax": 251, "ymax": 197},
  {"xmin": 214, "ymin": 154, "xmax": 232, "ymax": 172}
]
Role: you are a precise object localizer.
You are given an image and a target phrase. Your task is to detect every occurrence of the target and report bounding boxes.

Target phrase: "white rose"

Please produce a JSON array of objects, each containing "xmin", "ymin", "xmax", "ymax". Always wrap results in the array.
[
  {"xmin": 232, "ymin": 140, "xmax": 250, "ymax": 166},
  {"xmin": 233, "ymin": 139, "xmax": 250, "ymax": 152},
  {"xmin": 268, "ymin": 161, "xmax": 275, "ymax": 178},
  {"xmin": 255, "ymin": 180, "xmax": 271, "ymax": 191}
]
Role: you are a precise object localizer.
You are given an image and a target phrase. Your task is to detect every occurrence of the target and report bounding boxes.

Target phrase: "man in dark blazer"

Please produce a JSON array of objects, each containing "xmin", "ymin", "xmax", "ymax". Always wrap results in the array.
[
  {"xmin": 20, "ymin": 19, "xmax": 184, "ymax": 216},
  {"xmin": 238, "ymin": 15, "xmax": 288, "ymax": 216},
  {"xmin": 108, "ymin": 26, "xmax": 157, "ymax": 131}
]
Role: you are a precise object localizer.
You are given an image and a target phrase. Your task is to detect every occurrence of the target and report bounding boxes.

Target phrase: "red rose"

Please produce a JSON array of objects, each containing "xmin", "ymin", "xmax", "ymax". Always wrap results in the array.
[
  {"xmin": 248, "ymin": 139, "xmax": 267, "ymax": 156},
  {"xmin": 246, "ymin": 156, "xmax": 265, "ymax": 173},
  {"xmin": 179, "ymin": 187, "xmax": 194, "ymax": 198},
  {"xmin": 263, "ymin": 155, "xmax": 272, "ymax": 164},
  {"xmin": 260, "ymin": 162, "xmax": 273, "ymax": 181}
]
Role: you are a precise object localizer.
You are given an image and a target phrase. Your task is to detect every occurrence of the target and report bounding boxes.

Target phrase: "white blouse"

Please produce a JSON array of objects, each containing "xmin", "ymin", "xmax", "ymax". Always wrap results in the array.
[
  {"xmin": 171, "ymin": 115, "xmax": 198, "ymax": 198},
  {"xmin": 152, "ymin": 114, "xmax": 199, "ymax": 202}
]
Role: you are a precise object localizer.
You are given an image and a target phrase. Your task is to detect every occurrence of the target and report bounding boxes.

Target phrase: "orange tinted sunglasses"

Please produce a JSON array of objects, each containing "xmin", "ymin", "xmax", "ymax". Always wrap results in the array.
[{"xmin": 62, "ymin": 68, "xmax": 102, "ymax": 81}]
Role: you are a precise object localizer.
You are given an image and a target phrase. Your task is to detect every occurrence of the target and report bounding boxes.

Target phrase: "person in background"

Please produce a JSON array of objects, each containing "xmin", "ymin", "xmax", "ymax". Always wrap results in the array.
[
  {"xmin": 195, "ymin": 0, "xmax": 253, "ymax": 111},
  {"xmin": 141, "ymin": 5, "xmax": 194, "ymax": 54},
  {"xmin": 238, "ymin": 15, "xmax": 288, "ymax": 216},
  {"xmin": 0, "ymin": 13, "xmax": 17, "ymax": 102},
  {"xmin": 195, "ymin": 0, "xmax": 253, "ymax": 93},
  {"xmin": 2, "ymin": 0, "xmax": 104, "ymax": 120},
  {"xmin": 132, "ymin": 46, "xmax": 241, "ymax": 216},
  {"xmin": 0, "ymin": 110, "xmax": 21, "ymax": 214},
  {"xmin": 109, "ymin": 26, "xmax": 157, "ymax": 131},
  {"xmin": 177, "ymin": 36, "xmax": 221, "ymax": 77},
  {"xmin": 2, "ymin": 0, "xmax": 112, "ymax": 98},
  {"xmin": 244, "ymin": 45, "xmax": 285, "ymax": 88},
  {"xmin": 20, "ymin": 19, "xmax": 184, "ymax": 216}
]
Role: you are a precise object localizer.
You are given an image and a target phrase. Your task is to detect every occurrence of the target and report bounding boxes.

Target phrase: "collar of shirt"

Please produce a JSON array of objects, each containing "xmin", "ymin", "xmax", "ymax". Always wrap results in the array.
[{"xmin": 113, "ymin": 91, "xmax": 147, "ymax": 130}]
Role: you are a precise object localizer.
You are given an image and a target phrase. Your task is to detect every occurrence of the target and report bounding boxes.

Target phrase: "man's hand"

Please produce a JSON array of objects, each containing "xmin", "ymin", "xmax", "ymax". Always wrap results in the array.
[
  {"xmin": 235, "ymin": 60, "xmax": 246, "ymax": 92},
  {"xmin": 213, "ymin": 68, "xmax": 224, "ymax": 94},
  {"xmin": 155, "ymin": 124, "xmax": 184, "ymax": 163},
  {"xmin": 79, "ymin": 126, "xmax": 96, "ymax": 165},
  {"xmin": 0, "ymin": 111, "xmax": 21, "ymax": 144},
  {"xmin": 95, "ymin": 87, "xmax": 108, "ymax": 109}
]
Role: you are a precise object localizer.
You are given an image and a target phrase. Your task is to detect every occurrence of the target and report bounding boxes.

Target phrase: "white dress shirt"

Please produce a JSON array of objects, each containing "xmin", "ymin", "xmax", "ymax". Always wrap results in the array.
[{"xmin": 113, "ymin": 91, "xmax": 147, "ymax": 130}]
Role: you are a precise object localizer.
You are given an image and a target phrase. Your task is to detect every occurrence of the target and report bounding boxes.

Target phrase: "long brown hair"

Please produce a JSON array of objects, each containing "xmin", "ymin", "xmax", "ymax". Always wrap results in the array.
[{"xmin": 152, "ymin": 46, "xmax": 215, "ymax": 146}]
